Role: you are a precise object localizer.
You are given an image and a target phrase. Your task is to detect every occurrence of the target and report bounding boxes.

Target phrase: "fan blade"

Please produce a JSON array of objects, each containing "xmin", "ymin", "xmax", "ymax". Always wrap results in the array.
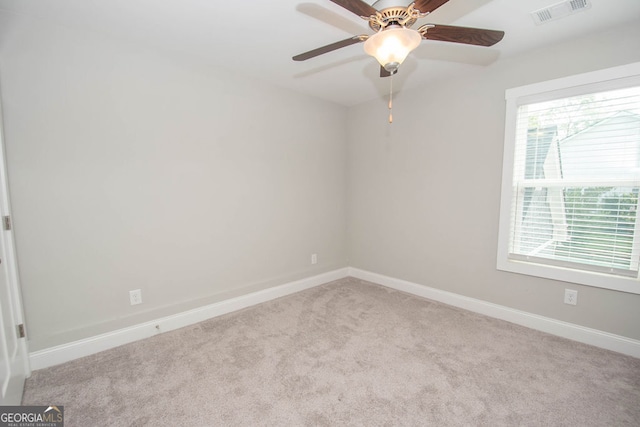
[
  {"xmin": 422, "ymin": 24, "xmax": 504, "ymax": 47},
  {"xmin": 292, "ymin": 36, "xmax": 367, "ymax": 61},
  {"xmin": 379, "ymin": 66, "xmax": 397, "ymax": 78},
  {"xmin": 413, "ymin": 0, "xmax": 451, "ymax": 14},
  {"xmin": 328, "ymin": 0, "xmax": 377, "ymax": 18}
]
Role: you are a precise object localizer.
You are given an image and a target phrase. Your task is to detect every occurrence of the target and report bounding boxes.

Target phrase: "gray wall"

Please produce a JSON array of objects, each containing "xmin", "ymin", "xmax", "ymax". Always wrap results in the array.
[
  {"xmin": 347, "ymin": 21, "xmax": 640, "ymax": 341},
  {"xmin": 0, "ymin": 13, "xmax": 348, "ymax": 351},
  {"xmin": 1, "ymin": 11, "xmax": 639, "ymax": 354}
]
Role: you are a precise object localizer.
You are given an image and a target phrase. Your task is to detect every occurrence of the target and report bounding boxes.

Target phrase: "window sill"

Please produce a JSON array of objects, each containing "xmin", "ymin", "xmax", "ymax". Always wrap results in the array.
[{"xmin": 496, "ymin": 257, "xmax": 640, "ymax": 294}]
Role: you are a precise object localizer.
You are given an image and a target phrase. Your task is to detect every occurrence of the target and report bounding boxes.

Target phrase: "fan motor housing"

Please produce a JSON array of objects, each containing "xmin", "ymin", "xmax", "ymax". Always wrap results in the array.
[{"xmin": 368, "ymin": 6, "xmax": 425, "ymax": 32}]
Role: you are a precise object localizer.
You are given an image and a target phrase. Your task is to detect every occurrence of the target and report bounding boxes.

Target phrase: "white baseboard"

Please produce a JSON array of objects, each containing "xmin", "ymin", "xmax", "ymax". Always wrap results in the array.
[
  {"xmin": 29, "ymin": 268, "xmax": 349, "ymax": 370},
  {"xmin": 349, "ymin": 267, "xmax": 640, "ymax": 358},
  {"xmin": 30, "ymin": 266, "xmax": 639, "ymax": 370}
]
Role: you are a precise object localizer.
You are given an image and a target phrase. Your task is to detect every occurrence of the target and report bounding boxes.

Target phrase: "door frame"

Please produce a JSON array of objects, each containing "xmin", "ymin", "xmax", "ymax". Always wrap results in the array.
[{"xmin": 0, "ymin": 84, "xmax": 30, "ymax": 405}]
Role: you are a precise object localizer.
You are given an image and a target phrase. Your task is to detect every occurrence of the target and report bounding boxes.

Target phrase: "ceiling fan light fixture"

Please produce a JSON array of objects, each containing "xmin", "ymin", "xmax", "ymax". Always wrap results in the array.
[{"xmin": 363, "ymin": 26, "xmax": 422, "ymax": 72}]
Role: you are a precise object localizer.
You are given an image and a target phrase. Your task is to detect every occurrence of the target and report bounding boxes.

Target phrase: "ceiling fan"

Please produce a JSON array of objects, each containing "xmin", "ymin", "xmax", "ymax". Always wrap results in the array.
[{"xmin": 293, "ymin": 0, "xmax": 505, "ymax": 78}]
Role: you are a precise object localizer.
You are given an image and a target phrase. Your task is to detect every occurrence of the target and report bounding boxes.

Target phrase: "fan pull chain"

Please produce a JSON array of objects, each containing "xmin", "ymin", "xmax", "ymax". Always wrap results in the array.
[{"xmin": 388, "ymin": 74, "xmax": 393, "ymax": 124}]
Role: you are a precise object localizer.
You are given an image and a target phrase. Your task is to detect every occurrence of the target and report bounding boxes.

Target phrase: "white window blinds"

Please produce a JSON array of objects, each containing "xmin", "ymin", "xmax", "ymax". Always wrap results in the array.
[{"xmin": 508, "ymin": 86, "xmax": 640, "ymax": 277}]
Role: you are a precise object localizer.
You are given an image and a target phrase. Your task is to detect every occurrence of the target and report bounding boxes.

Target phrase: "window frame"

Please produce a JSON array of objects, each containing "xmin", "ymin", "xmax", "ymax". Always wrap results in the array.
[{"xmin": 497, "ymin": 62, "xmax": 640, "ymax": 294}]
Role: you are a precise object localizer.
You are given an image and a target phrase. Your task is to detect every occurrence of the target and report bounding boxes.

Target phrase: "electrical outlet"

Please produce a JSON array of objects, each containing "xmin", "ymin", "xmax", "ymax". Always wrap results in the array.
[
  {"xmin": 564, "ymin": 289, "xmax": 578, "ymax": 305},
  {"xmin": 129, "ymin": 289, "xmax": 142, "ymax": 306},
  {"xmin": 311, "ymin": 253, "xmax": 318, "ymax": 265}
]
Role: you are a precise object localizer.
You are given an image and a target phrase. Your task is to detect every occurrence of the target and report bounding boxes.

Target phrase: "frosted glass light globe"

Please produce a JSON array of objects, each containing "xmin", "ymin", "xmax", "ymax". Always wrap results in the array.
[{"xmin": 364, "ymin": 27, "xmax": 422, "ymax": 72}]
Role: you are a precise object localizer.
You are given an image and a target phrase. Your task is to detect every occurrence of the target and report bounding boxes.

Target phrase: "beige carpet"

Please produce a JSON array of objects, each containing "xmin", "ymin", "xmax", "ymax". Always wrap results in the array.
[{"xmin": 22, "ymin": 277, "xmax": 640, "ymax": 426}]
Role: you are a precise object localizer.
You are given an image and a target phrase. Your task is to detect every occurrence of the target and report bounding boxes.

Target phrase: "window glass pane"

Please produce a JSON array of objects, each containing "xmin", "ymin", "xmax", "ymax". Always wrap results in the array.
[{"xmin": 509, "ymin": 86, "xmax": 640, "ymax": 275}]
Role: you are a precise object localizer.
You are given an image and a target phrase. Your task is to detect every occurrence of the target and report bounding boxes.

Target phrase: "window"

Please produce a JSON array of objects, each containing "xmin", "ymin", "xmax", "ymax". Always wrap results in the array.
[{"xmin": 497, "ymin": 63, "xmax": 640, "ymax": 294}]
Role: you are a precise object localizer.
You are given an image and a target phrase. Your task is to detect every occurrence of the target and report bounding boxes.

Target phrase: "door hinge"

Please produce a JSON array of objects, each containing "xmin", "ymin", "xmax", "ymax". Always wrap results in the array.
[
  {"xmin": 3, "ymin": 215, "xmax": 11, "ymax": 231},
  {"xmin": 17, "ymin": 324, "xmax": 25, "ymax": 338}
]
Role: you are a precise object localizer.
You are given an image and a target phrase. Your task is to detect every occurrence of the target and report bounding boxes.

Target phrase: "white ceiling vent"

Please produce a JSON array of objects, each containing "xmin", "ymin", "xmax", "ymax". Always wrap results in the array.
[{"xmin": 531, "ymin": 0, "xmax": 592, "ymax": 25}]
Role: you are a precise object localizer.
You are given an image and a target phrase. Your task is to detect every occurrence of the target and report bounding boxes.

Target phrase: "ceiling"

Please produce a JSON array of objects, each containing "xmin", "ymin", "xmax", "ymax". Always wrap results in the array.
[{"xmin": 0, "ymin": 0, "xmax": 639, "ymax": 106}]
